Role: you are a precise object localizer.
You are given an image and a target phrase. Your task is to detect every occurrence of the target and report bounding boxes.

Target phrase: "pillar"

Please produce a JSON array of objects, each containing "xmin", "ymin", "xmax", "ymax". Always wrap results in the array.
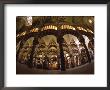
[
  {"xmin": 27, "ymin": 36, "xmax": 39, "ymax": 68},
  {"xmin": 57, "ymin": 36, "xmax": 66, "ymax": 71},
  {"xmin": 16, "ymin": 39, "xmax": 25, "ymax": 62},
  {"xmin": 80, "ymin": 36, "xmax": 91, "ymax": 63}
]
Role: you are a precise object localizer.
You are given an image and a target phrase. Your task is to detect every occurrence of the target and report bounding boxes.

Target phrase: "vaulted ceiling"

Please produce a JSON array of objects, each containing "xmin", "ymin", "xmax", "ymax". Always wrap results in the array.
[{"xmin": 16, "ymin": 16, "xmax": 94, "ymax": 33}]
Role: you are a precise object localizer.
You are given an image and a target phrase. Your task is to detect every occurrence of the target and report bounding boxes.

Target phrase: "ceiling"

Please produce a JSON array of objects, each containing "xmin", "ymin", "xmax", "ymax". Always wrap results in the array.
[{"xmin": 16, "ymin": 16, "xmax": 94, "ymax": 33}]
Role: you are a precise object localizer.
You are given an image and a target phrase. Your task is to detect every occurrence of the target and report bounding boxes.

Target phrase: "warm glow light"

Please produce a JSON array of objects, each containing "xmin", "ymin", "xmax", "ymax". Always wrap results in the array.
[
  {"xmin": 30, "ymin": 28, "xmax": 38, "ymax": 32},
  {"xmin": 87, "ymin": 29, "xmax": 93, "ymax": 33},
  {"xmin": 26, "ymin": 16, "xmax": 32, "ymax": 26},
  {"xmin": 82, "ymin": 29, "xmax": 87, "ymax": 32},
  {"xmin": 67, "ymin": 57, "xmax": 70, "ymax": 60},
  {"xmin": 17, "ymin": 34, "xmax": 19, "ymax": 37},
  {"xmin": 66, "ymin": 53, "xmax": 69, "ymax": 57},
  {"xmin": 88, "ymin": 19, "xmax": 92, "ymax": 24},
  {"xmin": 43, "ymin": 25, "xmax": 57, "ymax": 30},
  {"xmin": 61, "ymin": 25, "xmax": 75, "ymax": 30},
  {"xmin": 77, "ymin": 27, "xmax": 82, "ymax": 30},
  {"xmin": 21, "ymin": 31, "xmax": 26, "ymax": 36},
  {"xmin": 72, "ymin": 27, "xmax": 75, "ymax": 30},
  {"xmin": 39, "ymin": 55, "xmax": 42, "ymax": 57},
  {"xmin": 54, "ymin": 26, "xmax": 57, "ymax": 30},
  {"xmin": 77, "ymin": 27, "xmax": 88, "ymax": 32}
]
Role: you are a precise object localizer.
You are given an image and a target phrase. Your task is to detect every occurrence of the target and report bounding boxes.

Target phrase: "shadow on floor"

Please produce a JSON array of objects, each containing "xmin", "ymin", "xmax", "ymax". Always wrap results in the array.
[{"xmin": 16, "ymin": 61, "xmax": 94, "ymax": 74}]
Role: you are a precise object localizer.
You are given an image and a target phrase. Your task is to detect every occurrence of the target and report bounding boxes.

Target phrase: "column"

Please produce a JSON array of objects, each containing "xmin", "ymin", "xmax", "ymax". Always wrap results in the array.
[
  {"xmin": 57, "ymin": 36, "xmax": 66, "ymax": 71},
  {"xmin": 16, "ymin": 39, "xmax": 25, "ymax": 62},
  {"xmin": 80, "ymin": 37, "xmax": 91, "ymax": 63},
  {"xmin": 27, "ymin": 36, "xmax": 39, "ymax": 68}
]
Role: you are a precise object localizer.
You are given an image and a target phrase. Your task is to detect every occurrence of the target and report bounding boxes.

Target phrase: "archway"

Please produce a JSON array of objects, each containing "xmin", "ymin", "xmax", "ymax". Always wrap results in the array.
[
  {"xmin": 63, "ymin": 34, "xmax": 81, "ymax": 69},
  {"xmin": 18, "ymin": 37, "xmax": 34, "ymax": 63},
  {"xmin": 32, "ymin": 35, "xmax": 60, "ymax": 70}
]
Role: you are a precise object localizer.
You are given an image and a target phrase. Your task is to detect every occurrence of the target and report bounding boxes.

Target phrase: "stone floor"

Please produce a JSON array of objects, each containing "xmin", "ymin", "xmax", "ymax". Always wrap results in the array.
[{"xmin": 16, "ymin": 61, "xmax": 94, "ymax": 74}]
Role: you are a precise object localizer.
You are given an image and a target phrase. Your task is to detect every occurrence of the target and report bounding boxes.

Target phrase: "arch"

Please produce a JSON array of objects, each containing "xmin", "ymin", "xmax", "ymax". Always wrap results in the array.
[
  {"xmin": 46, "ymin": 35, "xmax": 60, "ymax": 70},
  {"xmin": 62, "ymin": 34, "xmax": 81, "ymax": 68},
  {"xmin": 17, "ymin": 27, "xmax": 93, "ymax": 70},
  {"xmin": 32, "ymin": 35, "xmax": 61, "ymax": 70},
  {"xmin": 18, "ymin": 37, "xmax": 34, "ymax": 63},
  {"xmin": 16, "ymin": 41, "xmax": 21, "ymax": 53},
  {"xmin": 82, "ymin": 35, "xmax": 90, "ymax": 48}
]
